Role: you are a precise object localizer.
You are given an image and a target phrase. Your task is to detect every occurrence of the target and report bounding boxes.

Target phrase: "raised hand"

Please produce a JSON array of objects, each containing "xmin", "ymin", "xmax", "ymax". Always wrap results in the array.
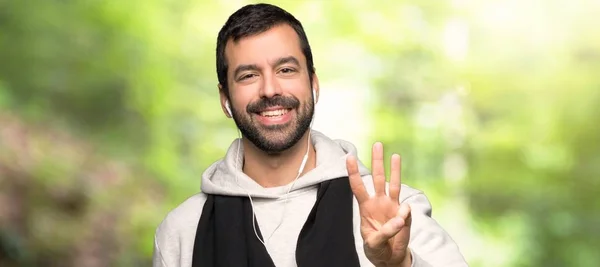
[{"xmin": 346, "ymin": 142, "xmax": 412, "ymax": 267}]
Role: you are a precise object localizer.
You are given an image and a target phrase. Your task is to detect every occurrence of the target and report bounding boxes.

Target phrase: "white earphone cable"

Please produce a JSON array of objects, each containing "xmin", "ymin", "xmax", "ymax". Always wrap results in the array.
[
  {"xmin": 234, "ymin": 127, "xmax": 311, "ymax": 246},
  {"xmin": 233, "ymin": 89, "xmax": 317, "ymax": 246}
]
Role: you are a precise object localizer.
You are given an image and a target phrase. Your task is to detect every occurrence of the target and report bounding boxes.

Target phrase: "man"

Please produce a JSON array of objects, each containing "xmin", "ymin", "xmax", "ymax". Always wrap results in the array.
[{"xmin": 153, "ymin": 3, "xmax": 468, "ymax": 267}]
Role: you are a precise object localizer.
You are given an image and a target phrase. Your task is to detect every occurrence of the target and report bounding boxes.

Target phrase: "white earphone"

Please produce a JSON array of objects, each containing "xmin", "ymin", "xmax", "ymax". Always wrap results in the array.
[
  {"xmin": 296, "ymin": 88, "xmax": 317, "ymax": 173},
  {"xmin": 225, "ymin": 100, "xmax": 232, "ymax": 117}
]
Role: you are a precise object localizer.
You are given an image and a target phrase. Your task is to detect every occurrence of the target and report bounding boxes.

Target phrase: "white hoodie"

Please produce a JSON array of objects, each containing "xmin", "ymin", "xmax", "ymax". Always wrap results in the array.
[{"xmin": 153, "ymin": 130, "xmax": 468, "ymax": 267}]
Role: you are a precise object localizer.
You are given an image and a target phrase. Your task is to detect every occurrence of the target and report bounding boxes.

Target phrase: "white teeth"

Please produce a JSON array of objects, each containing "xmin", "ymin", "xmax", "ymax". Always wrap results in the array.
[{"xmin": 260, "ymin": 109, "xmax": 288, "ymax": 117}]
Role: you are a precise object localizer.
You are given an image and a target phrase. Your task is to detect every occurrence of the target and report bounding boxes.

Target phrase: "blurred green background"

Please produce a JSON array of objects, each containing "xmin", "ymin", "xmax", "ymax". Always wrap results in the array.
[{"xmin": 1, "ymin": 0, "xmax": 599, "ymax": 266}]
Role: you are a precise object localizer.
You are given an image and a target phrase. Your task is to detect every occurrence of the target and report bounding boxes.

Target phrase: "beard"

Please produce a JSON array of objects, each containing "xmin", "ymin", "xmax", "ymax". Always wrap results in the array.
[{"xmin": 230, "ymin": 94, "xmax": 314, "ymax": 155}]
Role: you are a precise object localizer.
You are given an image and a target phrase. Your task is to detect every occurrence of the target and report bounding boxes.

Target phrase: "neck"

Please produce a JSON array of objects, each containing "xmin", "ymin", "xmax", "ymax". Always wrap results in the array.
[{"xmin": 241, "ymin": 131, "xmax": 316, "ymax": 188}]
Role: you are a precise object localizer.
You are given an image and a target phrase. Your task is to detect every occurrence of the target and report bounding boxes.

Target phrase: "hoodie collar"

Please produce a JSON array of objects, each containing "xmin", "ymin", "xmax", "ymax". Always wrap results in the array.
[{"xmin": 200, "ymin": 130, "xmax": 371, "ymax": 198}]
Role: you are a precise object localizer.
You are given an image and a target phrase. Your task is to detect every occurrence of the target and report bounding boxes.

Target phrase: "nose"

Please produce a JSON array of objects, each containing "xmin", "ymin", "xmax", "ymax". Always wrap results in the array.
[{"xmin": 260, "ymin": 72, "xmax": 282, "ymax": 98}]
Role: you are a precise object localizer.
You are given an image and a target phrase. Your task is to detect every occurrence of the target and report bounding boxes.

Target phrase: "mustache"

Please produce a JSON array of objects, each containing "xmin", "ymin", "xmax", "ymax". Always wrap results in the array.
[{"xmin": 247, "ymin": 96, "xmax": 300, "ymax": 113}]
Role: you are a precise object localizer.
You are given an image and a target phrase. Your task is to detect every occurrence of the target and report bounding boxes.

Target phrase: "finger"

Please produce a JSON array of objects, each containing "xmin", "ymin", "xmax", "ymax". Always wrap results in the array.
[
  {"xmin": 389, "ymin": 154, "xmax": 402, "ymax": 203},
  {"xmin": 365, "ymin": 215, "xmax": 405, "ymax": 250},
  {"xmin": 372, "ymin": 142, "xmax": 386, "ymax": 196},
  {"xmin": 347, "ymin": 155, "xmax": 369, "ymax": 203}
]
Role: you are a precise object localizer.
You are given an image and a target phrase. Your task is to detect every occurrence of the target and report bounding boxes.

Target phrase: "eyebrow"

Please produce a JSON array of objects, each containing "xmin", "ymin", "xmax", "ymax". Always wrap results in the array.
[
  {"xmin": 233, "ymin": 64, "xmax": 259, "ymax": 80},
  {"xmin": 232, "ymin": 56, "xmax": 301, "ymax": 80},
  {"xmin": 273, "ymin": 56, "xmax": 300, "ymax": 68}
]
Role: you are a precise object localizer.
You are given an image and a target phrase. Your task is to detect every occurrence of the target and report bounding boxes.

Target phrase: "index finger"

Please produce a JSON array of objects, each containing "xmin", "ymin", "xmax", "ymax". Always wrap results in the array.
[{"xmin": 347, "ymin": 155, "xmax": 369, "ymax": 203}]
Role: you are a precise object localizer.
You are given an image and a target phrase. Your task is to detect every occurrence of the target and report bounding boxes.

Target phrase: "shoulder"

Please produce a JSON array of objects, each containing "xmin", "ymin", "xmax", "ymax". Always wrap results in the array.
[
  {"xmin": 156, "ymin": 192, "xmax": 208, "ymax": 234},
  {"xmin": 153, "ymin": 193, "xmax": 208, "ymax": 267}
]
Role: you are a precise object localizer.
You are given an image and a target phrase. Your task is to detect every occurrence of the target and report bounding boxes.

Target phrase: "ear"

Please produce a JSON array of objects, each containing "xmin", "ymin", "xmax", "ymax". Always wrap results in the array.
[
  {"xmin": 218, "ymin": 84, "xmax": 232, "ymax": 118},
  {"xmin": 311, "ymin": 73, "xmax": 320, "ymax": 104}
]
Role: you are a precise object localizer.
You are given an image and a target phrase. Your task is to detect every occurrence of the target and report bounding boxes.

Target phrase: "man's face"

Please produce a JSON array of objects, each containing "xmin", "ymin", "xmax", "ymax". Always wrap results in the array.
[{"xmin": 221, "ymin": 24, "xmax": 318, "ymax": 154}]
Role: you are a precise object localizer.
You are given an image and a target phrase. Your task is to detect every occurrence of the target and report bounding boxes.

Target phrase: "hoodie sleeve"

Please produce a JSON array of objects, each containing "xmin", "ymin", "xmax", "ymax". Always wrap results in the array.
[
  {"xmin": 153, "ymin": 235, "xmax": 169, "ymax": 267},
  {"xmin": 152, "ymin": 193, "xmax": 208, "ymax": 267},
  {"xmin": 403, "ymin": 192, "xmax": 468, "ymax": 267},
  {"xmin": 152, "ymin": 212, "xmax": 181, "ymax": 267}
]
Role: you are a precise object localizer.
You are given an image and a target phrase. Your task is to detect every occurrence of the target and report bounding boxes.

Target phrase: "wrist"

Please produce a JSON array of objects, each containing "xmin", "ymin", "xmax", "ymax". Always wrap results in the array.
[
  {"xmin": 389, "ymin": 248, "xmax": 412, "ymax": 267},
  {"xmin": 372, "ymin": 248, "xmax": 413, "ymax": 267}
]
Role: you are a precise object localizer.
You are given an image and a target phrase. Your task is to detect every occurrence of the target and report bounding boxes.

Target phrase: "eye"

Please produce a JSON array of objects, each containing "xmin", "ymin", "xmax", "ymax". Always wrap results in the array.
[
  {"xmin": 239, "ymin": 73, "xmax": 256, "ymax": 81},
  {"xmin": 279, "ymin": 67, "xmax": 297, "ymax": 74}
]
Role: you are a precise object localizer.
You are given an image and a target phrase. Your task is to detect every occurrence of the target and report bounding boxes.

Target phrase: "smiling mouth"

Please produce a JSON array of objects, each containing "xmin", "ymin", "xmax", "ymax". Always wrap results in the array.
[{"xmin": 258, "ymin": 108, "xmax": 291, "ymax": 117}]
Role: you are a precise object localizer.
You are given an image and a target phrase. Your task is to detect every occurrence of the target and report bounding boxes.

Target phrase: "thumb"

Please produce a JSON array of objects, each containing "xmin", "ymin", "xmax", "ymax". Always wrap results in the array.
[{"xmin": 365, "ymin": 216, "xmax": 405, "ymax": 249}]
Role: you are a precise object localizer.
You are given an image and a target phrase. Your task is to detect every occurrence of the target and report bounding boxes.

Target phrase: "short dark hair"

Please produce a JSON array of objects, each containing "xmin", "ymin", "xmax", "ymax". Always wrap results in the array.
[{"xmin": 216, "ymin": 3, "xmax": 315, "ymax": 98}]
